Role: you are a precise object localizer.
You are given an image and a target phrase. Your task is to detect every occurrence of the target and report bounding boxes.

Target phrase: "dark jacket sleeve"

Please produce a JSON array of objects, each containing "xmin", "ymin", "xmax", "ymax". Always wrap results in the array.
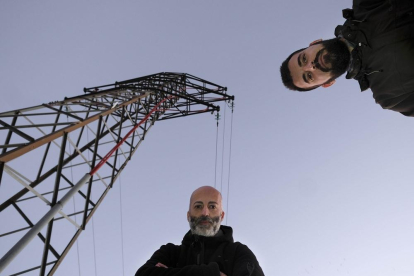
[
  {"xmin": 232, "ymin": 243, "xmax": 265, "ymax": 276},
  {"xmin": 135, "ymin": 243, "xmax": 221, "ymax": 276},
  {"xmin": 378, "ymin": 93, "xmax": 414, "ymax": 117}
]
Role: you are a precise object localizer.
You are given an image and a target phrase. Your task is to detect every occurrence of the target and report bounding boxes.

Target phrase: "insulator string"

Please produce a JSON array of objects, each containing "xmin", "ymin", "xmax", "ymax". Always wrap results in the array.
[{"xmin": 214, "ymin": 114, "xmax": 219, "ymax": 188}]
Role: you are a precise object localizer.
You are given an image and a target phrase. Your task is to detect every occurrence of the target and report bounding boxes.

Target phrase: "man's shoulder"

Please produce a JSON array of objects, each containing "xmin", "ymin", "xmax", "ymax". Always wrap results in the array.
[
  {"xmin": 161, "ymin": 242, "xmax": 181, "ymax": 249},
  {"xmin": 233, "ymin": 241, "xmax": 252, "ymax": 251},
  {"xmin": 224, "ymin": 240, "xmax": 256, "ymax": 256},
  {"xmin": 157, "ymin": 242, "xmax": 182, "ymax": 254}
]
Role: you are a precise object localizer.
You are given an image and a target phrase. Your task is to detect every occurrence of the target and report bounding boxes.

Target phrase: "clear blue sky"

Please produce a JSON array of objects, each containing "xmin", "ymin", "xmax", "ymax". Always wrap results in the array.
[{"xmin": 1, "ymin": 1, "xmax": 414, "ymax": 276}]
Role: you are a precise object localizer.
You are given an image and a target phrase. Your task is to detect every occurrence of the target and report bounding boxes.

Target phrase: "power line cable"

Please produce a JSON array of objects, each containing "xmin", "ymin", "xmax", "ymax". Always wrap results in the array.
[
  {"xmin": 118, "ymin": 173, "xmax": 125, "ymax": 276},
  {"xmin": 68, "ymin": 135, "xmax": 82, "ymax": 276},
  {"xmin": 226, "ymin": 102, "xmax": 234, "ymax": 226},
  {"xmin": 86, "ymin": 126, "xmax": 98, "ymax": 276},
  {"xmin": 66, "ymin": 107, "xmax": 82, "ymax": 276},
  {"xmin": 91, "ymin": 200, "xmax": 98, "ymax": 276},
  {"xmin": 220, "ymin": 103, "xmax": 227, "ymax": 194}
]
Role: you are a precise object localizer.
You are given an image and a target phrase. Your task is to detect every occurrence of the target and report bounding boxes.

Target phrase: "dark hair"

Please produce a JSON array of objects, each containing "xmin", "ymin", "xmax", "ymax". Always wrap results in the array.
[{"xmin": 280, "ymin": 39, "xmax": 347, "ymax": 92}]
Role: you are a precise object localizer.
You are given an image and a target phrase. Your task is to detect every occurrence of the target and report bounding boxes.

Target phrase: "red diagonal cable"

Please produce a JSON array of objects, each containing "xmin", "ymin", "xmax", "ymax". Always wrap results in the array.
[{"xmin": 90, "ymin": 96, "xmax": 174, "ymax": 176}]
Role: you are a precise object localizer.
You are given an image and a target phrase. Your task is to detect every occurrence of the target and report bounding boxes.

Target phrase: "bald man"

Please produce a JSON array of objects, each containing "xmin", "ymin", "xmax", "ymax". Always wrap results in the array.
[{"xmin": 135, "ymin": 186, "xmax": 265, "ymax": 276}]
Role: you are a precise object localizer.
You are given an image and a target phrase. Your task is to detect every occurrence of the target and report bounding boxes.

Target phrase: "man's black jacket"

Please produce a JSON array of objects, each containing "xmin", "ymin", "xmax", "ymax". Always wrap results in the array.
[
  {"xmin": 335, "ymin": 0, "xmax": 414, "ymax": 116},
  {"xmin": 135, "ymin": 225, "xmax": 265, "ymax": 276}
]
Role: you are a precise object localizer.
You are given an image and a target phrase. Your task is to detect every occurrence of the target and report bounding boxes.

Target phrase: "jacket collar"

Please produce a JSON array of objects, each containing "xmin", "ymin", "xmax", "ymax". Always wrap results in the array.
[
  {"xmin": 345, "ymin": 47, "xmax": 361, "ymax": 80},
  {"xmin": 182, "ymin": 225, "xmax": 234, "ymax": 246},
  {"xmin": 335, "ymin": 25, "xmax": 370, "ymax": 90}
]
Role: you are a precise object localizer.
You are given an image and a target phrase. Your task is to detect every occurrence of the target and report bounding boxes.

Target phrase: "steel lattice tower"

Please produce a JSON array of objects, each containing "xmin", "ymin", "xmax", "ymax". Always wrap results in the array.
[{"xmin": 0, "ymin": 72, "xmax": 234, "ymax": 276}]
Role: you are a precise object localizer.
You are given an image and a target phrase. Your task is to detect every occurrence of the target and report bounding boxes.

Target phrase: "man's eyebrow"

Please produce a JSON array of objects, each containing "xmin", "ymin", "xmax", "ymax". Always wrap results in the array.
[
  {"xmin": 302, "ymin": 73, "xmax": 309, "ymax": 84},
  {"xmin": 297, "ymin": 53, "xmax": 302, "ymax": 67},
  {"xmin": 192, "ymin": 201, "xmax": 218, "ymax": 206}
]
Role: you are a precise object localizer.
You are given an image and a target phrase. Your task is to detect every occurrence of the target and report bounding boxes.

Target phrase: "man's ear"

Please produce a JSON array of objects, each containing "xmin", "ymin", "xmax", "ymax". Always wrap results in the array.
[
  {"xmin": 187, "ymin": 212, "xmax": 190, "ymax": 222},
  {"xmin": 220, "ymin": 211, "xmax": 225, "ymax": 222},
  {"xmin": 321, "ymin": 80, "xmax": 336, "ymax": 88},
  {"xmin": 309, "ymin": 39, "xmax": 323, "ymax": 46}
]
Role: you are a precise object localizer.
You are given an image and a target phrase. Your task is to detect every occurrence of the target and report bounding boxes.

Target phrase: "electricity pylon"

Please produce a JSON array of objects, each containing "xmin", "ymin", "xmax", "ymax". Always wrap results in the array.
[{"xmin": 0, "ymin": 72, "xmax": 234, "ymax": 276}]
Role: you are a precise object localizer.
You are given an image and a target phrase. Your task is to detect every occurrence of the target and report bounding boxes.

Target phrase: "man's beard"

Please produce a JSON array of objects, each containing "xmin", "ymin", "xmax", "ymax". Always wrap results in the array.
[
  {"xmin": 315, "ymin": 38, "xmax": 350, "ymax": 77},
  {"xmin": 189, "ymin": 215, "xmax": 221, "ymax": 237}
]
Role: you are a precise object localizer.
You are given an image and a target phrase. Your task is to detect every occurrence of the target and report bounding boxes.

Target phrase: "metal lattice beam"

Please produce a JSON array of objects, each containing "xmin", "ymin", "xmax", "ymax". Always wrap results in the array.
[{"xmin": 0, "ymin": 72, "xmax": 234, "ymax": 276}]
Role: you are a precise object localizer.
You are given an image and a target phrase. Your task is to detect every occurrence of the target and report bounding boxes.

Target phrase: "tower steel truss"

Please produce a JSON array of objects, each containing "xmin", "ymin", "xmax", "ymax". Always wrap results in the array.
[{"xmin": 0, "ymin": 72, "xmax": 234, "ymax": 276}]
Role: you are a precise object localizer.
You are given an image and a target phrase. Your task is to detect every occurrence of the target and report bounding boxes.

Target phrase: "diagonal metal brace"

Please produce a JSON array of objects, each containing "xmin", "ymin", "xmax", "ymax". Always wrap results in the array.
[{"xmin": 0, "ymin": 120, "xmax": 35, "ymax": 142}]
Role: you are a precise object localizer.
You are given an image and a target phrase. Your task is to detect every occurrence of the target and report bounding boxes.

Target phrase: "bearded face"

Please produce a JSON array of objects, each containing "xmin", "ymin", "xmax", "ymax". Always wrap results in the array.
[
  {"xmin": 188, "ymin": 215, "xmax": 222, "ymax": 237},
  {"xmin": 285, "ymin": 38, "xmax": 350, "ymax": 90},
  {"xmin": 187, "ymin": 186, "xmax": 225, "ymax": 237}
]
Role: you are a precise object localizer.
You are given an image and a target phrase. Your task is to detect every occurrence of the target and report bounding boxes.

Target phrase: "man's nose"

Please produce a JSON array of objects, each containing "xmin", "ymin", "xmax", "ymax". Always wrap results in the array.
[
  {"xmin": 305, "ymin": 61, "xmax": 316, "ymax": 70},
  {"xmin": 201, "ymin": 207, "xmax": 209, "ymax": 216}
]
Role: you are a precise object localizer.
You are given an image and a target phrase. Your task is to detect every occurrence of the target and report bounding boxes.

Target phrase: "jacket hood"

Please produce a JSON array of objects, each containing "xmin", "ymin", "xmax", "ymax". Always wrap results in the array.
[{"xmin": 181, "ymin": 225, "xmax": 234, "ymax": 246}]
